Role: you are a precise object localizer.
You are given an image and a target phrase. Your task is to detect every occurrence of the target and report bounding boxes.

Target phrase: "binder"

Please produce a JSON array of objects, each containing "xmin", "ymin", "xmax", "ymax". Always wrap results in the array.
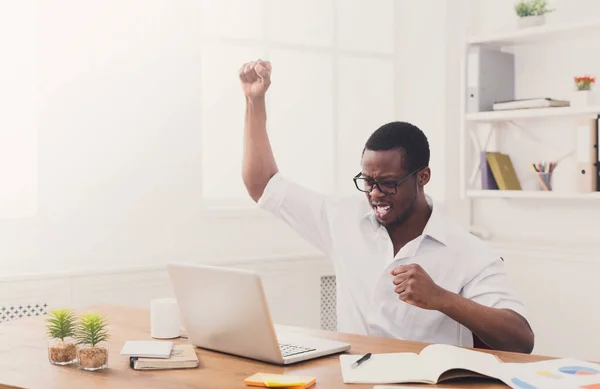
[
  {"xmin": 575, "ymin": 118, "xmax": 598, "ymax": 193},
  {"xmin": 596, "ymin": 115, "xmax": 600, "ymax": 192},
  {"xmin": 466, "ymin": 47, "xmax": 515, "ymax": 113}
]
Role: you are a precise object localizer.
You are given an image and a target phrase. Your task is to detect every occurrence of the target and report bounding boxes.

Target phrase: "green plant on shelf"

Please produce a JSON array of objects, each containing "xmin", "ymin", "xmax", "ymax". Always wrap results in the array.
[{"xmin": 514, "ymin": 0, "xmax": 552, "ymax": 17}]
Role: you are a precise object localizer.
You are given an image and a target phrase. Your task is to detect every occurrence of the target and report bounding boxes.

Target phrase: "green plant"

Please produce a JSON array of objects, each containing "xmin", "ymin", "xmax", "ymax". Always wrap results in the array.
[
  {"xmin": 514, "ymin": 0, "xmax": 552, "ymax": 17},
  {"xmin": 75, "ymin": 312, "xmax": 110, "ymax": 347},
  {"xmin": 46, "ymin": 308, "xmax": 77, "ymax": 341}
]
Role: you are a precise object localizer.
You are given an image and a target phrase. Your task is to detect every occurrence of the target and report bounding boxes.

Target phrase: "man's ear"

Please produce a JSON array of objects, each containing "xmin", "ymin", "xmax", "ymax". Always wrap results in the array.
[{"xmin": 418, "ymin": 167, "xmax": 431, "ymax": 187}]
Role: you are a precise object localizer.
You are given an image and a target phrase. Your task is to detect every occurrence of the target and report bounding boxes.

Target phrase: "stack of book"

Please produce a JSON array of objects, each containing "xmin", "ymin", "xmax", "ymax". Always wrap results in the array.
[
  {"xmin": 492, "ymin": 97, "xmax": 570, "ymax": 111},
  {"xmin": 120, "ymin": 341, "xmax": 199, "ymax": 370}
]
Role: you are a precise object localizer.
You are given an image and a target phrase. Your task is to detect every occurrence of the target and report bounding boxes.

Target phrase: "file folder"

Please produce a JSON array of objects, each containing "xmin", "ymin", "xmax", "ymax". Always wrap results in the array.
[{"xmin": 576, "ymin": 118, "xmax": 598, "ymax": 193}]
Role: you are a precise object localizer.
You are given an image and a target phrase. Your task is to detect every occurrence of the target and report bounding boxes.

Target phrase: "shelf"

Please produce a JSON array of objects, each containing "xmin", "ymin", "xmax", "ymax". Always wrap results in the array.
[
  {"xmin": 465, "ymin": 106, "xmax": 600, "ymax": 122},
  {"xmin": 467, "ymin": 19, "xmax": 600, "ymax": 47},
  {"xmin": 467, "ymin": 190, "xmax": 600, "ymax": 200}
]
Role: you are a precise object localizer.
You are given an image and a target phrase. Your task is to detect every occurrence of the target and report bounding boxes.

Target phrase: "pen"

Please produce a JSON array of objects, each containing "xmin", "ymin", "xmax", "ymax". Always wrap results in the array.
[{"xmin": 351, "ymin": 353, "xmax": 372, "ymax": 368}]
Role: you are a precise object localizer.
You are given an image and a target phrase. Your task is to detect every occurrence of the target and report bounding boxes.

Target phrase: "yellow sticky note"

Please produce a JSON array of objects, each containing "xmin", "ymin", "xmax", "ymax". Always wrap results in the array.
[
  {"xmin": 244, "ymin": 373, "xmax": 316, "ymax": 388},
  {"xmin": 263, "ymin": 378, "xmax": 305, "ymax": 387}
]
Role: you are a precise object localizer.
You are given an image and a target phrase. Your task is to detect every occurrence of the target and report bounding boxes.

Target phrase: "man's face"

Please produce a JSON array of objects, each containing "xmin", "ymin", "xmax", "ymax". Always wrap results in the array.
[{"xmin": 359, "ymin": 149, "xmax": 429, "ymax": 227}]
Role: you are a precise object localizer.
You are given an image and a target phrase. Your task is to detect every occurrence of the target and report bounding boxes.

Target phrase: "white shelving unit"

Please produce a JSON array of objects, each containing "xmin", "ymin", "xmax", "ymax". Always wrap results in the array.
[
  {"xmin": 460, "ymin": 19, "xmax": 600, "ymax": 202},
  {"xmin": 467, "ymin": 19, "xmax": 600, "ymax": 47},
  {"xmin": 467, "ymin": 190, "xmax": 600, "ymax": 200},
  {"xmin": 466, "ymin": 105, "xmax": 600, "ymax": 122}
]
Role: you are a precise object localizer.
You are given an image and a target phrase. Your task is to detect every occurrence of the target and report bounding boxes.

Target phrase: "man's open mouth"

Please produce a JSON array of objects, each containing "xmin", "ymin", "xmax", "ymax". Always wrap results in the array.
[{"xmin": 373, "ymin": 204, "xmax": 391, "ymax": 218}]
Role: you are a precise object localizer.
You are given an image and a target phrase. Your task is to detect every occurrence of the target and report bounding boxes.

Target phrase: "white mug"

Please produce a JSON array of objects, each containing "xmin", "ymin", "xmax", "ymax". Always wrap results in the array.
[{"xmin": 150, "ymin": 298, "xmax": 181, "ymax": 339}]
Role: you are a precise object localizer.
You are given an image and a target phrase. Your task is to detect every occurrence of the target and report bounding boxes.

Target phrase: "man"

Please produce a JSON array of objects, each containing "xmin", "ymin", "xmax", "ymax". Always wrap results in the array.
[{"xmin": 239, "ymin": 59, "xmax": 534, "ymax": 353}]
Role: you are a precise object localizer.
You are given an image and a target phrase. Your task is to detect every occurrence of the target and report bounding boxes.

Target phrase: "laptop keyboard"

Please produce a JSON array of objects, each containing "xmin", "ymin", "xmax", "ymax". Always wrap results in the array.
[{"xmin": 279, "ymin": 343, "xmax": 316, "ymax": 357}]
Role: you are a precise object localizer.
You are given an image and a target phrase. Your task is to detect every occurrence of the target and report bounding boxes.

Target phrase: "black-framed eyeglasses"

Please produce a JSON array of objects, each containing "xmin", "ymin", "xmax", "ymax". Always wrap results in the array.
[{"xmin": 353, "ymin": 167, "xmax": 424, "ymax": 195}]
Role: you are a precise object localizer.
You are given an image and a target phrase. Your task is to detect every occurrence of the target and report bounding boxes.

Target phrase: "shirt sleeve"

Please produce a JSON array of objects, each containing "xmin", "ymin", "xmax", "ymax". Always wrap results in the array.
[
  {"xmin": 460, "ymin": 257, "xmax": 529, "ymax": 322},
  {"xmin": 257, "ymin": 173, "xmax": 334, "ymax": 256}
]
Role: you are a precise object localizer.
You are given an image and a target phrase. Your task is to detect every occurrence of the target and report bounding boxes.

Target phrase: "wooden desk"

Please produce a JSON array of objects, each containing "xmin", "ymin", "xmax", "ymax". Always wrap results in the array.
[{"xmin": 0, "ymin": 304, "xmax": 553, "ymax": 389}]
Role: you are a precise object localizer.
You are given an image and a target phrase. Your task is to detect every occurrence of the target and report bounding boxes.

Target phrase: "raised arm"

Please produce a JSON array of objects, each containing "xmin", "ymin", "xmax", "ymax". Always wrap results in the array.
[{"xmin": 239, "ymin": 59, "xmax": 279, "ymax": 202}]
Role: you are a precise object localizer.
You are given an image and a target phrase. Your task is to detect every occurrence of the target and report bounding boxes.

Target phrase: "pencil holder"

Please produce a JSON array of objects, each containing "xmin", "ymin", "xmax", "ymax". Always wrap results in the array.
[{"xmin": 535, "ymin": 172, "xmax": 552, "ymax": 191}]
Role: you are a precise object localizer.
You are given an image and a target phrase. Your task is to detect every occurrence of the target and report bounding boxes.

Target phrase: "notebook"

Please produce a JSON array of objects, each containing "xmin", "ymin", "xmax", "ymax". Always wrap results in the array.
[
  {"xmin": 120, "ymin": 340, "xmax": 173, "ymax": 358},
  {"xmin": 481, "ymin": 151, "xmax": 499, "ymax": 190},
  {"xmin": 130, "ymin": 344, "xmax": 199, "ymax": 370},
  {"xmin": 339, "ymin": 344, "xmax": 502, "ymax": 385},
  {"xmin": 341, "ymin": 344, "xmax": 600, "ymax": 389},
  {"xmin": 485, "ymin": 152, "xmax": 521, "ymax": 190},
  {"xmin": 375, "ymin": 358, "xmax": 600, "ymax": 389},
  {"xmin": 244, "ymin": 373, "xmax": 316, "ymax": 388}
]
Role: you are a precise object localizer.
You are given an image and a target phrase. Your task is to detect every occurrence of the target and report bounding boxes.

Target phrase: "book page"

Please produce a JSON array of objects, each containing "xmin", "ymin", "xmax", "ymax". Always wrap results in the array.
[
  {"xmin": 496, "ymin": 358, "xmax": 600, "ymax": 389},
  {"xmin": 339, "ymin": 353, "xmax": 427, "ymax": 384},
  {"xmin": 419, "ymin": 344, "xmax": 502, "ymax": 383}
]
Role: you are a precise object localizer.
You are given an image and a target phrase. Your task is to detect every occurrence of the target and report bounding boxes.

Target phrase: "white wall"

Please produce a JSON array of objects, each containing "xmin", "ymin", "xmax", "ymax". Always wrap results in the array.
[{"xmin": 497, "ymin": 241, "xmax": 600, "ymax": 361}]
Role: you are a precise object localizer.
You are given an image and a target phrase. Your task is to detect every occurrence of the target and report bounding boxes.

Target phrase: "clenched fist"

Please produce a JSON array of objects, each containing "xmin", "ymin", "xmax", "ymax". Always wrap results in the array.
[
  {"xmin": 239, "ymin": 59, "xmax": 272, "ymax": 99},
  {"xmin": 391, "ymin": 263, "xmax": 450, "ymax": 310}
]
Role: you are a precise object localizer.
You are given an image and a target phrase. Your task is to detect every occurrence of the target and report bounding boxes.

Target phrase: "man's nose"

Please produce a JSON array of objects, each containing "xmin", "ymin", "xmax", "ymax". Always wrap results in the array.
[{"xmin": 369, "ymin": 184, "xmax": 386, "ymax": 199}]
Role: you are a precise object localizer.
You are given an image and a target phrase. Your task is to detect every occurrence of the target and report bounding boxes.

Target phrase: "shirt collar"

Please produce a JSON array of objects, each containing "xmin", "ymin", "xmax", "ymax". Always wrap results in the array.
[
  {"xmin": 363, "ymin": 195, "xmax": 448, "ymax": 246},
  {"xmin": 421, "ymin": 196, "xmax": 448, "ymax": 246}
]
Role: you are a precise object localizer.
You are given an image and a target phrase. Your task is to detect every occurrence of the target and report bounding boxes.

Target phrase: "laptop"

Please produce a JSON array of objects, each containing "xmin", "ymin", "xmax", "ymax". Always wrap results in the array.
[{"xmin": 166, "ymin": 262, "xmax": 351, "ymax": 365}]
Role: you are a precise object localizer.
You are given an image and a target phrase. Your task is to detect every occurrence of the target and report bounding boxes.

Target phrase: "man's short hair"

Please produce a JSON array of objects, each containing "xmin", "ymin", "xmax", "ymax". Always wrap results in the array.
[{"xmin": 363, "ymin": 121, "xmax": 430, "ymax": 173}]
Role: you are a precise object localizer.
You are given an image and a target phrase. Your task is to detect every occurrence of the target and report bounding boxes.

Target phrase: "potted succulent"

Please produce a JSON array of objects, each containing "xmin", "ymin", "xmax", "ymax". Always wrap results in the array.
[
  {"xmin": 514, "ymin": 0, "xmax": 552, "ymax": 28},
  {"xmin": 571, "ymin": 75, "xmax": 596, "ymax": 107},
  {"xmin": 75, "ymin": 312, "xmax": 110, "ymax": 371},
  {"xmin": 46, "ymin": 308, "xmax": 78, "ymax": 365}
]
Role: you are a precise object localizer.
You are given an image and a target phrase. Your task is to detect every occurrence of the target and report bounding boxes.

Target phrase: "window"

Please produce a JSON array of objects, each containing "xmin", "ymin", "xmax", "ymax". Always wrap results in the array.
[
  {"xmin": 0, "ymin": 2, "xmax": 38, "ymax": 218},
  {"xmin": 337, "ymin": 56, "xmax": 395, "ymax": 195},
  {"xmin": 200, "ymin": 0, "xmax": 405, "ymax": 210},
  {"xmin": 200, "ymin": 43, "xmax": 265, "ymax": 208}
]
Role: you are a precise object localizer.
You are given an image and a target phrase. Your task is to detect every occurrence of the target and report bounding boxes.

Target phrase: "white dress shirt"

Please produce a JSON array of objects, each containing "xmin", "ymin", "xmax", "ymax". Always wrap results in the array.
[{"xmin": 258, "ymin": 173, "xmax": 528, "ymax": 347}]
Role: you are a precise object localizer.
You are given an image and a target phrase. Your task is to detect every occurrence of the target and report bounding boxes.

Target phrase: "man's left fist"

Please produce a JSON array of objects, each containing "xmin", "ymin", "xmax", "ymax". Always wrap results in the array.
[{"xmin": 391, "ymin": 263, "xmax": 449, "ymax": 310}]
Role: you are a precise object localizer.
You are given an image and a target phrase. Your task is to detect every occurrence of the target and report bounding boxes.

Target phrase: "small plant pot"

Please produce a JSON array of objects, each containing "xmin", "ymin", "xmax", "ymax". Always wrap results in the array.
[
  {"xmin": 77, "ymin": 342, "xmax": 109, "ymax": 371},
  {"xmin": 517, "ymin": 14, "xmax": 545, "ymax": 29},
  {"xmin": 571, "ymin": 90, "xmax": 592, "ymax": 107},
  {"xmin": 48, "ymin": 338, "xmax": 78, "ymax": 365}
]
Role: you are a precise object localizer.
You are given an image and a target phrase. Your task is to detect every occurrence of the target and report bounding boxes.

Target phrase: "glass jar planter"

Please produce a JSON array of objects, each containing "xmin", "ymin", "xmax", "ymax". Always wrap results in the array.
[
  {"xmin": 47, "ymin": 338, "xmax": 77, "ymax": 365},
  {"xmin": 77, "ymin": 342, "xmax": 109, "ymax": 371}
]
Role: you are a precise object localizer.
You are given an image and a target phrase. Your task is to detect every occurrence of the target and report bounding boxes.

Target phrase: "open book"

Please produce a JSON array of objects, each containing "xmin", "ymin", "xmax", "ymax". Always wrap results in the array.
[
  {"xmin": 340, "ymin": 344, "xmax": 502, "ymax": 385},
  {"xmin": 341, "ymin": 344, "xmax": 600, "ymax": 389}
]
